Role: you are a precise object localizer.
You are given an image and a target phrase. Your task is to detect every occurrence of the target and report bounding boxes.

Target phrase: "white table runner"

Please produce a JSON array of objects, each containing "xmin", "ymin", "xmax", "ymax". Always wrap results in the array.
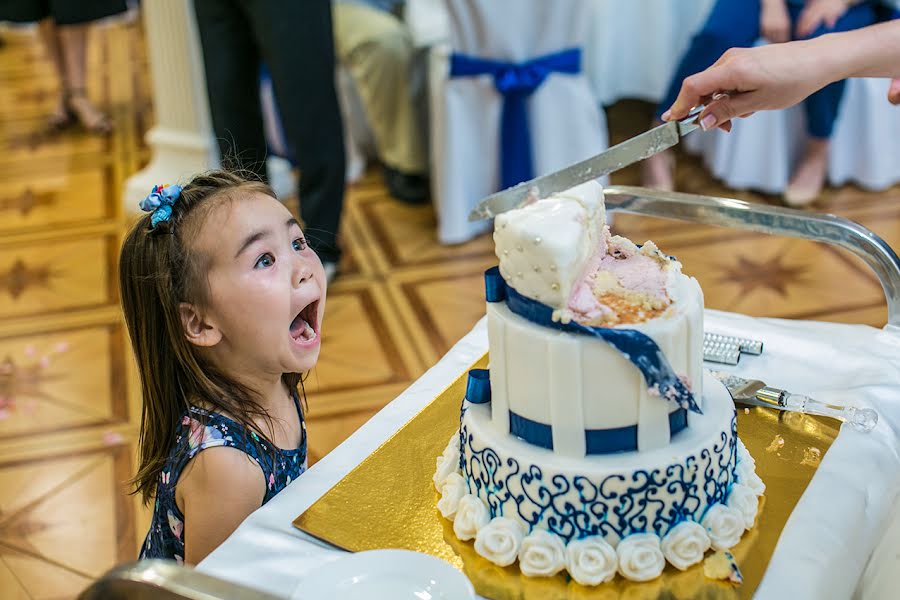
[{"xmin": 198, "ymin": 310, "xmax": 900, "ymax": 599}]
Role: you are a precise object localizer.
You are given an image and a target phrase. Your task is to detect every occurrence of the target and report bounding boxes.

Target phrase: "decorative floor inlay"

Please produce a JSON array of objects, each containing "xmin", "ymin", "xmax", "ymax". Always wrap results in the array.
[{"xmin": 1, "ymin": 16, "xmax": 899, "ymax": 600}]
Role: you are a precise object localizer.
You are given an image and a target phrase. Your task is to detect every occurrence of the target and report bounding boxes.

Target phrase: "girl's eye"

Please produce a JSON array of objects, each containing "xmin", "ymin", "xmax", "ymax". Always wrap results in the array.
[
  {"xmin": 292, "ymin": 237, "xmax": 307, "ymax": 252},
  {"xmin": 254, "ymin": 253, "xmax": 275, "ymax": 269}
]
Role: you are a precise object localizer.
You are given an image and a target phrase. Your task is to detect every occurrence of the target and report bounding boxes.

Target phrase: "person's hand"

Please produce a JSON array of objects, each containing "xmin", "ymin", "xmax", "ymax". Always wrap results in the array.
[
  {"xmin": 796, "ymin": 0, "xmax": 851, "ymax": 39},
  {"xmin": 760, "ymin": 0, "xmax": 791, "ymax": 43},
  {"xmin": 661, "ymin": 44, "xmax": 831, "ymax": 131},
  {"xmin": 890, "ymin": 79, "xmax": 900, "ymax": 105}
]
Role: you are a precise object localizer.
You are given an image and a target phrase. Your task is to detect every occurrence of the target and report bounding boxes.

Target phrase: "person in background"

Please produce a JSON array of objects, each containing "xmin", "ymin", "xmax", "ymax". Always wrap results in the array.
[
  {"xmin": 662, "ymin": 19, "xmax": 900, "ymax": 126},
  {"xmin": 334, "ymin": 0, "xmax": 429, "ymax": 204},
  {"xmin": 0, "ymin": 0, "xmax": 126, "ymax": 134},
  {"xmin": 642, "ymin": 0, "xmax": 877, "ymax": 207},
  {"xmin": 193, "ymin": 0, "xmax": 346, "ymax": 281}
]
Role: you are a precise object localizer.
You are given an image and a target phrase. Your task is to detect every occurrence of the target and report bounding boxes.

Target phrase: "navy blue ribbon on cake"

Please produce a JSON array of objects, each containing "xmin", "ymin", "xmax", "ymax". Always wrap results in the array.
[
  {"xmin": 464, "ymin": 368, "xmax": 688, "ymax": 454},
  {"xmin": 448, "ymin": 48, "xmax": 581, "ymax": 190},
  {"xmin": 510, "ymin": 404, "xmax": 688, "ymax": 454},
  {"xmin": 483, "ymin": 266, "xmax": 701, "ymax": 414}
]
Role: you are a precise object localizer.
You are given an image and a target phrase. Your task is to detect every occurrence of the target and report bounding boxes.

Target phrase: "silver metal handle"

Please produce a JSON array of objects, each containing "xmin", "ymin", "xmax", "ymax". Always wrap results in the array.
[
  {"xmin": 78, "ymin": 560, "xmax": 284, "ymax": 600},
  {"xmin": 604, "ymin": 186, "xmax": 900, "ymax": 327}
]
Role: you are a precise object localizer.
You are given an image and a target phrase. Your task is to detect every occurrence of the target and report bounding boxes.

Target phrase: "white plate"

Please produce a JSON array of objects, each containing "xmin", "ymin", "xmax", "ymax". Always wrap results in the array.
[{"xmin": 292, "ymin": 549, "xmax": 476, "ymax": 600}]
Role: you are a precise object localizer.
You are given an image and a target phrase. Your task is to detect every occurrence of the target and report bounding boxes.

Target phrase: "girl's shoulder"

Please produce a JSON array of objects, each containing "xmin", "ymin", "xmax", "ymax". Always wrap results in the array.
[{"xmin": 179, "ymin": 406, "xmax": 245, "ymax": 453}]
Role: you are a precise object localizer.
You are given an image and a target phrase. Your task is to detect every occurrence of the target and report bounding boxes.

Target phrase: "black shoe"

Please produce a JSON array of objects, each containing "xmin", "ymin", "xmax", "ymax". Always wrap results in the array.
[{"xmin": 383, "ymin": 166, "xmax": 430, "ymax": 205}]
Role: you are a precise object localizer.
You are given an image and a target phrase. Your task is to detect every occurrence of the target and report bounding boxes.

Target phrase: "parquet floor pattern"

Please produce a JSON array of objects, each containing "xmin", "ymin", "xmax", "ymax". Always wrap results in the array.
[{"xmin": 1, "ymin": 17, "xmax": 899, "ymax": 599}]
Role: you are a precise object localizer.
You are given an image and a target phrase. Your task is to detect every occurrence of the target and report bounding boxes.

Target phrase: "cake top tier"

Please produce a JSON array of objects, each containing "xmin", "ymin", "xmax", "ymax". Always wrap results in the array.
[{"xmin": 493, "ymin": 181, "xmax": 680, "ymax": 326}]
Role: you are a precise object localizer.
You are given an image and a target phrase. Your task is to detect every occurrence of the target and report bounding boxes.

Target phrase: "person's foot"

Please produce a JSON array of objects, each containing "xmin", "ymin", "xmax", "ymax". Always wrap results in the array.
[
  {"xmin": 383, "ymin": 166, "xmax": 429, "ymax": 204},
  {"xmin": 784, "ymin": 138, "xmax": 829, "ymax": 208},
  {"xmin": 641, "ymin": 149, "xmax": 675, "ymax": 191},
  {"xmin": 46, "ymin": 94, "xmax": 74, "ymax": 132},
  {"xmin": 67, "ymin": 90, "xmax": 112, "ymax": 135}
]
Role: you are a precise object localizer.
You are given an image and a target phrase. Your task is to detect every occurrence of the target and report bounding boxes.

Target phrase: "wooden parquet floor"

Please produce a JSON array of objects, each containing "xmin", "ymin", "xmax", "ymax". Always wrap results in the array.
[{"xmin": 2, "ymin": 16, "xmax": 900, "ymax": 599}]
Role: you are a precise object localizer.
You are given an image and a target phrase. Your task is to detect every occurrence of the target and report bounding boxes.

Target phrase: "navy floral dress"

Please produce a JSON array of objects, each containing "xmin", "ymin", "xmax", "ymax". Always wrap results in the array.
[{"xmin": 139, "ymin": 397, "xmax": 307, "ymax": 563}]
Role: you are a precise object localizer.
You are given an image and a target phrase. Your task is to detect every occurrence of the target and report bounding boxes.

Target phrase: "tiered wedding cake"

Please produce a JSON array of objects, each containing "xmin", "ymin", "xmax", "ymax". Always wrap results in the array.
[{"xmin": 433, "ymin": 182, "xmax": 764, "ymax": 585}]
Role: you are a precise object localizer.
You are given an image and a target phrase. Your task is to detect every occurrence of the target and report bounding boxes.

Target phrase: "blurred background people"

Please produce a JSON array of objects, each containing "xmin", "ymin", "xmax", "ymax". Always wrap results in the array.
[
  {"xmin": 642, "ymin": 0, "xmax": 877, "ymax": 206},
  {"xmin": 334, "ymin": 0, "xmax": 429, "ymax": 204},
  {"xmin": 0, "ymin": 0, "xmax": 127, "ymax": 134},
  {"xmin": 193, "ymin": 0, "xmax": 346, "ymax": 279}
]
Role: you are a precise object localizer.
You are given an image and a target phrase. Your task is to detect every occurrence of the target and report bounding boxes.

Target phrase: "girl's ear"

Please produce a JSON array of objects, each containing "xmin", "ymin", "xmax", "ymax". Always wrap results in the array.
[{"xmin": 179, "ymin": 303, "xmax": 222, "ymax": 347}]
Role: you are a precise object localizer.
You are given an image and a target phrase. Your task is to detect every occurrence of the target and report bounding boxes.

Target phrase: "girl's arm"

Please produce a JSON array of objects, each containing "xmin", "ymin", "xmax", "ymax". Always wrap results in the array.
[
  {"xmin": 663, "ymin": 20, "xmax": 900, "ymax": 130},
  {"xmin": 177, "ymin": 447, "xmax": 266, "ymax": 564}
]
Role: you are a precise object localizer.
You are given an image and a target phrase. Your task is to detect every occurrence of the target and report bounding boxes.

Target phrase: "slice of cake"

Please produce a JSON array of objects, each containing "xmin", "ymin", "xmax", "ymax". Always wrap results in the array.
[{"xmin": 434, "ymin": 182, "xmax": 764, "ymax": 585}]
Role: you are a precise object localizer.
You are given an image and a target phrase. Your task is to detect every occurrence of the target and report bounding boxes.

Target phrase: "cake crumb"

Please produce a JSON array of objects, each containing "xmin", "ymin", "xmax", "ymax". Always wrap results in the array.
[
  {"xmin": 801, "ymin": 446, "xmax": 822, "ymax": 467},
  {"xmin": 766, "ymin": 434, "xmax": 785, "ymax": 453},
  {"xmin": 704, "ymin": 550, "xmax": 743, "ymax": 584}
]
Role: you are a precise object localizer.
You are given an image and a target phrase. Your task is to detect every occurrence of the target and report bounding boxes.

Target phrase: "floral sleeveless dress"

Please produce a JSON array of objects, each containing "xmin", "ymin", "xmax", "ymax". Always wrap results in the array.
[{"xmin": 139, "ymin": 397, "xmax": 307, "ymax": 563}]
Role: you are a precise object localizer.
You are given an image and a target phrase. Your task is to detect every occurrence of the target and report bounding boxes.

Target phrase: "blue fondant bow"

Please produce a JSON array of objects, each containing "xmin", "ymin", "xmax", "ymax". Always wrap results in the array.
[
  {"xmin": 449, "ymin": 48, "xmax": 581, "ymax": 190},
  {"xmin": 139, "ymin": 184, "xmax": 183, "ymax": 229},
  {"xmin": 484, "ymin": 267, "xmax": 701, "ymax": 414}
]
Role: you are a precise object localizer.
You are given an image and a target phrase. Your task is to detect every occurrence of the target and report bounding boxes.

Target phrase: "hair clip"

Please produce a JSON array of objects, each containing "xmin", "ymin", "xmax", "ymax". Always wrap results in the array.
[{"xmin": 139, "ymin": 184, "xmax": 183, "ymax": 228}]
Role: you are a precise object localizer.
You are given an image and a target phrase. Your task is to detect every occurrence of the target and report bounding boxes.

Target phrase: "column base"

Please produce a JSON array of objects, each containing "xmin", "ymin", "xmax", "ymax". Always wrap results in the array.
[{"xmin": 123, "ymin": 126, "xmax": 218, "ymax": 214}]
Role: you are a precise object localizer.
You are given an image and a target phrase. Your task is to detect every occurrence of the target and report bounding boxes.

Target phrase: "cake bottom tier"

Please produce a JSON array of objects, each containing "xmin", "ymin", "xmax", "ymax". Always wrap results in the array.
[{"xmin": 433, "ymin": 372, "xmax": 766, "ymax": 584}]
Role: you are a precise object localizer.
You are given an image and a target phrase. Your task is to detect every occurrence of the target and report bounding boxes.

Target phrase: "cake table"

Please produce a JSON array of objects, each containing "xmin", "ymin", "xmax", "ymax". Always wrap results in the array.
[{"xmin": 197, "ymin": 189, "xmax": 900, "ymax": 599}]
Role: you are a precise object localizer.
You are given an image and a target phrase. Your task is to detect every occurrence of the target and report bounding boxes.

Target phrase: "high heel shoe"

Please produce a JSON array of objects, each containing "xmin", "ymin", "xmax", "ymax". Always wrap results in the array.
[
  {"xmin": 46, "ymin": 93, "xmax": 76, "ymax": 133},
  {"xmin": 66, "ymin": 89, "xmax": 113, "ymax": 135}
]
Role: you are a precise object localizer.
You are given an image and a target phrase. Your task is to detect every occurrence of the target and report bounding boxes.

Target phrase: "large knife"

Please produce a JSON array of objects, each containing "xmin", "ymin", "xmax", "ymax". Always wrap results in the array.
[{"xmin": 468, "ymin": 110, "xmax": 702, "ymax": 222}]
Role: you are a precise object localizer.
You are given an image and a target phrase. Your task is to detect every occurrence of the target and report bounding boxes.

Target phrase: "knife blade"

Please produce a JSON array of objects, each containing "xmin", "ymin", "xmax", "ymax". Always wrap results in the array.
[
  {"xmin": 709, "ymin": 371, "xmax": 878, "ymax": 433},
  {"xmin": 468, "ymin": 110, "xmax": 702, "ymax": 222}
]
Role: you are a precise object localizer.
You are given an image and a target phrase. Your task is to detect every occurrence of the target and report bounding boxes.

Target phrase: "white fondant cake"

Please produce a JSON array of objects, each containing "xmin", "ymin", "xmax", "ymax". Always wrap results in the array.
[{"xmin": 435, "ymin": 182, "xmax": 763, "ymax": 584}]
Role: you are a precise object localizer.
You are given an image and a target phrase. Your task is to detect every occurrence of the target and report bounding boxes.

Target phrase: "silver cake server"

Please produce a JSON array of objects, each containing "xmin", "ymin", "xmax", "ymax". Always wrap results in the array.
[
  {"xmin": 468, "ymin": 110, "xmax": 702, "ymax": 222},
  {"xmin": 711, "ymin": 371, "xmax": 878, "ymax": 433}
]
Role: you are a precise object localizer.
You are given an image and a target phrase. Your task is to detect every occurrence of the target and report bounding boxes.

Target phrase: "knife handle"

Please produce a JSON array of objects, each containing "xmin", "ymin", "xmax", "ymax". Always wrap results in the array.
[{"xmin": 780, "ymin": 392, "xmax": 879, "ymax": 433}]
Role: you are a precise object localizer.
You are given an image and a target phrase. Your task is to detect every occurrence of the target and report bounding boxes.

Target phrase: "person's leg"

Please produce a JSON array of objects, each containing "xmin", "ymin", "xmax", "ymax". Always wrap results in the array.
[
  {"xmin": 194, "ymin": 0, "xmax": 267, "ymax": 180},
  {"xmin": 248, "ymin": 0, "xmax": 345, "ymax": 265},
  {"xmin": 56, "ymin": 23, "xmax": 112, "ymax": 133},
  {"xmin": 36, "ymin": 17, "xmax": 72, "ymax": 129},
  {"xmin": 785, "ymin": 2, "xmax": 877, "ymax": 206},
  {"xmin": 644, "ymin": 0, "xmax": 762, "ymax": 190},
  {"xmin": 334, "ymin": 2, "xmax": 427, "ymax": 203}
]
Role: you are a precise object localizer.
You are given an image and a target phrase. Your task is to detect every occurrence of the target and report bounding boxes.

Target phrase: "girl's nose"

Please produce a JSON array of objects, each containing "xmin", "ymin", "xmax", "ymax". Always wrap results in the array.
[{"xmin": 294, "ymin": 261, "xmax": 313, "ymax": 287}]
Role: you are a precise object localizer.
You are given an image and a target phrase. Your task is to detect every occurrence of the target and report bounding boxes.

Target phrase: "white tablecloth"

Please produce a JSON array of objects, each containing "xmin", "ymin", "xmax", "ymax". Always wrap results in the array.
[{"xmin": 198, "ymin": 310, "xmax": 900, "ymax": 600}]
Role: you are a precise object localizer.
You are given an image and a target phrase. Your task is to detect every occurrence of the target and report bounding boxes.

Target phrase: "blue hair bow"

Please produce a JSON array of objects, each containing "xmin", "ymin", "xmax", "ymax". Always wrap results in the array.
[{"xmin": 139, "ymin": 184, "xmax": 183, "ymax": 228}]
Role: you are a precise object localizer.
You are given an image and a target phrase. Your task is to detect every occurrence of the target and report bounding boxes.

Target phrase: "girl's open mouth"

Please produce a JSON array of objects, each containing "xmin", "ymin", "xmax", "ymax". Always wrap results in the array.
[{"xmin": 289, "ymin": 299, "xmax": 320, "ymax": 344}]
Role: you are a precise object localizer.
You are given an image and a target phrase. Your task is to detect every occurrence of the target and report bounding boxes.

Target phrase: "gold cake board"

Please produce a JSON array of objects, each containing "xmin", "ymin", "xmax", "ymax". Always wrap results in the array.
[{"xmin": 294, "ymin": 354, "xmax": 838, "ymax": 599}]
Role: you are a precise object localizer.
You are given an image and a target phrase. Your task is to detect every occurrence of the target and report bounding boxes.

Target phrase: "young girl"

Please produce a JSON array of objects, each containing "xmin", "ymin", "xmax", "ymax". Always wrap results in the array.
[{"xmin": 119, "ymin": 170, "xmax": 326, "ymax": 564}]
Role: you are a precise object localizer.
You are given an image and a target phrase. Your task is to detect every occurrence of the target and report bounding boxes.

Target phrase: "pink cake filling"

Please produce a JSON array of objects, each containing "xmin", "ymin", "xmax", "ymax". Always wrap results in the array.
[{"xmin": 566, "ymin": 231, "xmax": 672, "ymax": 325}]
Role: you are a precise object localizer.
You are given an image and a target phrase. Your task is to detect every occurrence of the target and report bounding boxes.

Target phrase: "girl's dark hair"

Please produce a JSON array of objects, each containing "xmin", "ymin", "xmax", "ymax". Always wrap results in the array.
[{"xmin": 119, "ymin": 170, "xmax": 303, "ymax": 504}]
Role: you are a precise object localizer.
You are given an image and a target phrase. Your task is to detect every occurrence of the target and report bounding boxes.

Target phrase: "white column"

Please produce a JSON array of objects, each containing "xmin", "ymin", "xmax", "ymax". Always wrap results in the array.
[{"xmin": 123, "ymin": 0, "xmax": 218, "ymax": 212}]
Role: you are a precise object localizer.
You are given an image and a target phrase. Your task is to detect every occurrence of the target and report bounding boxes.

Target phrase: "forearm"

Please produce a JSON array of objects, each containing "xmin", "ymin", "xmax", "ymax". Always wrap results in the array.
[{"xmin": 813, "ymin": 20, "xmax": 900, "ymax": 81}]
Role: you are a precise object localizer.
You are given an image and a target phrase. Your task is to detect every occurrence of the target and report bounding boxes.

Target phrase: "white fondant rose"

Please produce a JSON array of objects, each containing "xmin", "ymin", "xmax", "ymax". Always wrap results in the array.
[
  {"xmin": 473, "ymin": 517, "xmax": 525, "ymax": 567},
  {"xmin": 518, "ymin": 530, "xmax": 566, "ymax": 577},
  {"xmin": 660, "ymin": 521, "xmax": 711, "ymax": 571},
  {"xmin": 701, "ymin": 504, "xmax": 744, "ymax": 550},
  {"xmin": 453, "ymin": 495, "xmax": 489, "ymax": 541},
  {"xmin": 616, "ymin": 533, "xmax": 665, "ymax": 582},
  {"xmin": 736, "ymin": 460, "xmax": 766, "ymax": 496},
  {"xmin": 436, "ymin": 472, "xmax": 466, "ymax": 519},
  {"xmin": 727, "ymin": 484, "xmax": 759, "ymax": 530},
  {"xmin": 565, "ymin": 536, "xmax": 618, "ymax": 585},
  {"xmin": 433, "ymin": 434, "xmax": 460, "ymax": 489}
]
